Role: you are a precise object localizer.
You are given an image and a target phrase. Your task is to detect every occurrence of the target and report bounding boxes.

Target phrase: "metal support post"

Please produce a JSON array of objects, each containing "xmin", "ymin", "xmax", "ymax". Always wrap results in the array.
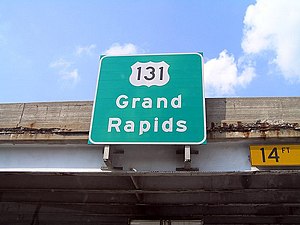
[
  {"xmin": 176, "ymin": 145, "xmax": 199, "ymax": 171},
  {"xmin": 184, "ymin": 145, "xmax": 191, "ymax": 170},
  {"xmin": 103, "ymin": 145, "xmax": 112, "ymax": 169}
]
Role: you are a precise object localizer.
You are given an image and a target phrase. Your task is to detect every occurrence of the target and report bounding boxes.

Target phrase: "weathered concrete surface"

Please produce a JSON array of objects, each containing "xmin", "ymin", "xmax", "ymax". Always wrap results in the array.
[
  {"xmin": 0, "ymin": 98, "xmax": 299, "ymax": 143},
  {"xmin": 0, "ymin": 101, "xmax": 92, "ymax": 143},
  {"xmin": 206, "ymin": 97, "xmax": 300, "ymax": 140}
]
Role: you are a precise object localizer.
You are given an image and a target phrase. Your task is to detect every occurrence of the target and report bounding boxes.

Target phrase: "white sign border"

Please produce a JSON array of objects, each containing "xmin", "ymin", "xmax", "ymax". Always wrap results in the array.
[{"xmin": 88, "ymin": 52, "xmax": 206, "ymax": 145}]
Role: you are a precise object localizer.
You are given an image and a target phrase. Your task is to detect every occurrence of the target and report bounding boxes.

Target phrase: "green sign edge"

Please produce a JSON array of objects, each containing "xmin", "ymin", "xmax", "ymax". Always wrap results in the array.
[{"xmin": 88, "ymin": 52, "xmax": 206, "ymax": 145}]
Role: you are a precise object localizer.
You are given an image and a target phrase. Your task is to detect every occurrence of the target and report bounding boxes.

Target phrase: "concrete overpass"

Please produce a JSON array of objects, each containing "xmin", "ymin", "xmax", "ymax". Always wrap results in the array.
[{"xmin": 0, "ymin": 97, "xmax": 299, "ymax": 224}]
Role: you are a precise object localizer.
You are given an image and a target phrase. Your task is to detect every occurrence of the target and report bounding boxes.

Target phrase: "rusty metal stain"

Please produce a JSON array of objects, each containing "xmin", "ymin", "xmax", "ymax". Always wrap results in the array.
[
  {"xmin": 0, "ymin": 121, "xmax": 299, "ymax": 140},
  {"xmin": 208, "ymin": 121, "xmax": 300, "ymax": 136},
  {"xmin": 0, "ymin": 126, "xmax": 88, "ymax": 136}
]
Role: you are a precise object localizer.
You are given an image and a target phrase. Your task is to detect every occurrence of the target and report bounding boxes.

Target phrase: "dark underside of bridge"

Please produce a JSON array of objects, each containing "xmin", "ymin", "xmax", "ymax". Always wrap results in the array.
[{"xmin": 1, "ymin": 171, "xmax": 300, "ymax": 225}]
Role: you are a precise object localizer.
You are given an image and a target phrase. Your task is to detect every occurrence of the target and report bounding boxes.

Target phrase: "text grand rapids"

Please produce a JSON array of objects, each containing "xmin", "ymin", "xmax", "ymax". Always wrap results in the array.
[{"xmin": 107, "ymin": 94, "xmax": 187, "ymax": 135}]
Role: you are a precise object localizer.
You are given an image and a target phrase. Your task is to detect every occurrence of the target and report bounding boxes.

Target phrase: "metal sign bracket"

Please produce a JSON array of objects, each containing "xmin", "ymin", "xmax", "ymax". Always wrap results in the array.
[
  {"xmin": 102, "ymin": 145, "xmax": 124, "ymax": 171},
  {"xmin": 176, "ymin": 145, "xmax": 199, "ymax": 171}
]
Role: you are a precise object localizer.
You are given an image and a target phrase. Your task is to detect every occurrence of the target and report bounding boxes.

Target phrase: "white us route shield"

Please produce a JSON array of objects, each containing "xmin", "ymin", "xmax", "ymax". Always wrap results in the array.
[{"xmin": 129, "ymin": 61, "xmax": 170, "ymax": 87}]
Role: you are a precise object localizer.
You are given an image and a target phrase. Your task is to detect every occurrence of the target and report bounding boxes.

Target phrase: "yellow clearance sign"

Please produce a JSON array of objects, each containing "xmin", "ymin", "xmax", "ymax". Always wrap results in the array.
[{"xmin": 250, "ymin": 145, "xmax": 300, "ymax": 166}]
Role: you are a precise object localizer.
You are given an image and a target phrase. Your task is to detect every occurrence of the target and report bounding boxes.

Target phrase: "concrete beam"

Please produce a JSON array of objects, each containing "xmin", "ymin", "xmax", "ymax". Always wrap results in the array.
[{"xmin": 0, "ymin": 98, "xmax": 299, "ymax": 143}]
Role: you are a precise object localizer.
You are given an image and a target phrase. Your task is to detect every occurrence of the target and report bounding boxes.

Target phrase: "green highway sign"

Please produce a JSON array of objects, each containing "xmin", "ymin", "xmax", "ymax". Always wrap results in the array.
[{"xmin": 89, "ymin": 53, "xmax": 206, "ymax": 145}]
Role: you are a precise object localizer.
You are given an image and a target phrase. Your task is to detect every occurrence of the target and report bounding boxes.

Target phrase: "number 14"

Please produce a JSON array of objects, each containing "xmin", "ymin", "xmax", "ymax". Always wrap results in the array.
[{"xmin": 260, "ymin": 147, "xmax": 280, "ymax": 162}]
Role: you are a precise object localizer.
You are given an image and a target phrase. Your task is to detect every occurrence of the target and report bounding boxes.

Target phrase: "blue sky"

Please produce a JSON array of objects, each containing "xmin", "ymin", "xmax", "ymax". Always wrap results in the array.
[{"xmin": 0, "ymin": 0, "xmax": 299, "ymax": 103}]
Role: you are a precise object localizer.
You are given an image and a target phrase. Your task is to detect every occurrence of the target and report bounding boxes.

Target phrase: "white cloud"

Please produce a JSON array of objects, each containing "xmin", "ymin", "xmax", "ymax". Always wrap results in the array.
[
  {"xmin": 49, "ymin": 58, "xmax": 79, "ymax": 85},
  {"xmin": 60, "ymin": 69, "xmax": 79, "ymax": 83},
  {"xmin": 206, "ymin": 0, "xmax": 300, "ymax": 96},
  {"xmin": 204, "ymin": 50, "xmax": 255, "ymax": 96},
  {"xmin": 50, "ymin": 44, "xmax": 97, "ymax": 84},
  {"xmin": 103, "ymin": 43, "xmax": 138, "ymax": 56},
  {"xmin": 75, "ymin": 44, "xmax": 96, "ymax": 56},
  {"xmin": 49, "ymin": 58, "xmax": 72, "ymax": 69},
  {"xmin": 242, "ymin": 0, "xmax": 300, "ymax": 81}
]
